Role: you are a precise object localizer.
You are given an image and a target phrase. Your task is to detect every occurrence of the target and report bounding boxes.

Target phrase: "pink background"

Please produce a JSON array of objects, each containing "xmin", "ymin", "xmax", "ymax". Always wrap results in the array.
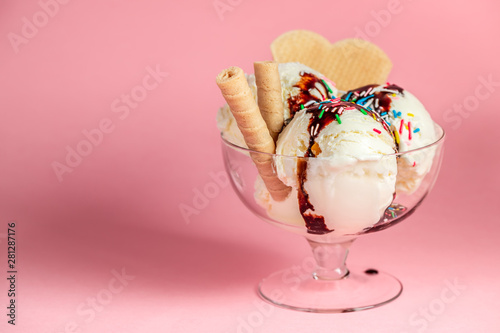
[{"xmin": 1, "ymin": 0, "xmax": 499, "ymax": 332}]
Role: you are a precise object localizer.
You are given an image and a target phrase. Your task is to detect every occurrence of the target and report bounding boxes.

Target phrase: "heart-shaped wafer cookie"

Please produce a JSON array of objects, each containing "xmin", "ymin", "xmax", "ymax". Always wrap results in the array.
[{"xmin": 271, "ymin": 30, "xmax": 392, "ymax": 91}]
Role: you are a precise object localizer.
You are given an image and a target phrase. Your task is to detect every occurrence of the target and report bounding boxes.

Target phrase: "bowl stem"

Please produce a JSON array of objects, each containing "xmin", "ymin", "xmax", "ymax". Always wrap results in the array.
[{"xmin": 307, "ymin": 238, "xmax": 355, "ymax": 280}]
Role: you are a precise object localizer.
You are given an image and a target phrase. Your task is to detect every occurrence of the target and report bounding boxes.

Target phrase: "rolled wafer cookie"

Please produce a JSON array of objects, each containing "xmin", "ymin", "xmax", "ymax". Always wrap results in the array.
[
  {"xmin": 216, "ymin": 67, "xmax": 291, "ymax": 201},
  {"xmin": 254, "ymin": 61, "xmax": 284, "ymax": 143}
]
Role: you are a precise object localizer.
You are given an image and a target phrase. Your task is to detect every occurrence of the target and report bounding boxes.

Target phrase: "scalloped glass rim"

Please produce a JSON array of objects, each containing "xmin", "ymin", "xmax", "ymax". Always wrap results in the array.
[{"xmin": 220, "ymin": 122, "xmax": 445, "ymax": 158}]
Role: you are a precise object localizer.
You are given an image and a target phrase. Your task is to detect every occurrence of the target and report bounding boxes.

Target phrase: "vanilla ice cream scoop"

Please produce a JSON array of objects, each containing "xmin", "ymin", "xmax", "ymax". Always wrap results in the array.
[
  {"xmin": 341, "ymin": 84, "xmax": 438, "ymax": 193},
  {"xmin": 257, "ymin": 99, "xmax": 398, "ymax": 236},
  {"xmin": 217, "ymin": 63, "xmax": 337, "ymax": 148}
]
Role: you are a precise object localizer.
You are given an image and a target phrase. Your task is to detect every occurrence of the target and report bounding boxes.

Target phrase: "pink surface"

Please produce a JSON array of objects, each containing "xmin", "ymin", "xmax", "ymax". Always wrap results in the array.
[{"xmin": 1, "ymin": 0, "xmax": 499, "ymax": 332}]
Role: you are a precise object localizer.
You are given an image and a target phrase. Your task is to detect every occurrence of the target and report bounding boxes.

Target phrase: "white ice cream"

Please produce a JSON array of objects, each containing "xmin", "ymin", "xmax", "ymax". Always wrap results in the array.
[
  {"xmin": 389, "ymin": 89, "xmax": 438, "ymax": 194},
  {"xmin": 256, "ymin": 104, "xmax": 398, "ymax": 236},
  {"xmin": 342, "ymin": 84, "xmax": 438, "ymax": 194}
]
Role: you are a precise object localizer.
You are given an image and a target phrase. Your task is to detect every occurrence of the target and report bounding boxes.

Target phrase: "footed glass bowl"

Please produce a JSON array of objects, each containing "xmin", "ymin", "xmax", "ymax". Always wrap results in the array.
[{"xmin": 221, "ymin": 123, "xmax": 445, "ymax": 313}]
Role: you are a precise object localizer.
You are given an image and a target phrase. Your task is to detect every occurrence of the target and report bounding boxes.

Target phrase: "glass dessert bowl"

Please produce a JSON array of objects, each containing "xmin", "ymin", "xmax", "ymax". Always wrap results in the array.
[{"xmin": 220, "ymin": 123, "xmax": 445, "ymax": 313}]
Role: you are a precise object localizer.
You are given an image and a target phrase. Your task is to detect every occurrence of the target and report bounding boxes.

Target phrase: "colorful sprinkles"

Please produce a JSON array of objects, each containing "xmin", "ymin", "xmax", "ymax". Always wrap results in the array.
[
  {"xmin": 335, "ymin": 114, "xmax": 341, "ymax": 124},
  {"xmin": 298, "ymin": 97, "xmax": 396, "ymax": 143},
  {"xmin": 357, "ymin": 94, "xmax": 374, "ymax": 105},
  {"xmin": 322, "ymin": 79, "xmax": 333, "ymax": 94},
  {"xmin": 351, "ymin": 92, "xmax": 358, "ymax": 102},
  {"xmin": 394, "ymin": 130, "xmax": 400, "ymax": 144}
]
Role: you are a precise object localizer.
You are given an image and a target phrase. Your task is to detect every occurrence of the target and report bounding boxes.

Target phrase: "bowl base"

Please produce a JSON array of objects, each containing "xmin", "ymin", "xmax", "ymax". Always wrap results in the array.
[{"xmin": 258, "ymin": 266, "xmax": 402, "ymax": 313}]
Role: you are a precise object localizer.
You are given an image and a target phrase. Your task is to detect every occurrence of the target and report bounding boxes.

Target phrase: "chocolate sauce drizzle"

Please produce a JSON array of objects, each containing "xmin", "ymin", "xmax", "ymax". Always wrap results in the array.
[
  {"xmin": 342, "ymin": 84, "xmax": 404, "ymax": 112},
  {"xmin": 341, "ymin": 83, "xmax": 405, "ymax": 149},
  {"xmin": 287, "ymin": 72, "xmax": 333, "ymax": 120},
  {"xmin": 297, "ymin": 99, "xmax": 393, "ymax": 235}
]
